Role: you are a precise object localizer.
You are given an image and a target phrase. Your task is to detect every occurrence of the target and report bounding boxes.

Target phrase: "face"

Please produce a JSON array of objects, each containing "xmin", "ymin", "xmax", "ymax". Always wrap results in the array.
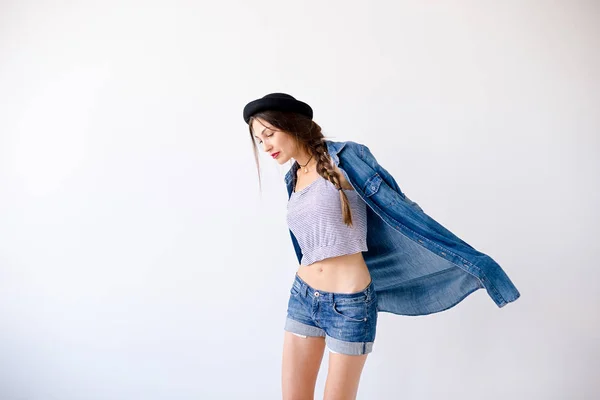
[{"xmin": 251, "ymin": 117, "xmax": 299, "ymax": 165}]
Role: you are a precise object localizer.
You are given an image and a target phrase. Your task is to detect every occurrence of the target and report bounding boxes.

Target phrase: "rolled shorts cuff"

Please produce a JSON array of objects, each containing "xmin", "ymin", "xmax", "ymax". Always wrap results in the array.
[
  {"xmin": 284, "ymin": 317, "xmax": 374, "ymax": 356},
  {"xmin": 284, "ymin": 317, "xmax": 325, "ymax": 337},
  {"xmin": 326, "ymin": 335, "xmax": 373, "ymax": 356}
]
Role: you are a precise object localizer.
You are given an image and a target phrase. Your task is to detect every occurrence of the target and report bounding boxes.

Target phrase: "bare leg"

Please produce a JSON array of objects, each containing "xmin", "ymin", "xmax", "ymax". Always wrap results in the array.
[
  {"xmin": 282, "ymin": 331, "xmax": 326, "ymax": 400},
  {"xmin": 323, "ymin": 351, "xmax": 368, "ymax": 400}
]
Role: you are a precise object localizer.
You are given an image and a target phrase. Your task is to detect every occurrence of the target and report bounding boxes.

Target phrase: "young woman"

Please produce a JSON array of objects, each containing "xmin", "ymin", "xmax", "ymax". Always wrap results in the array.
[{"xmin": 242, "ymin": 93, "xmax": 520, "ymax": 400}]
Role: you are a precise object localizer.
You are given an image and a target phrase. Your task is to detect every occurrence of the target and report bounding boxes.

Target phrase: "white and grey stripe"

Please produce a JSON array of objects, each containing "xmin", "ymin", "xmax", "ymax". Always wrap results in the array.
[{"xmin": 287, "ymin": 176, "xmax": 368, "ymax": 266}]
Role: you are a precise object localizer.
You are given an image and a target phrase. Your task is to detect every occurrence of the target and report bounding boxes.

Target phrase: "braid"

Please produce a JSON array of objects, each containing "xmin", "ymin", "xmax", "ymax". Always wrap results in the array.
[{"xmin": 307, "ymin": 125, "xmax": 353, "ymax": 227}]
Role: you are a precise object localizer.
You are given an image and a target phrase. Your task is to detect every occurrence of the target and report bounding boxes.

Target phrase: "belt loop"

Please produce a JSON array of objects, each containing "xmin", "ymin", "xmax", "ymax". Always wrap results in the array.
[{"xmin": 302, "ymin": 284, "xmax": 308, "ymax": 297}]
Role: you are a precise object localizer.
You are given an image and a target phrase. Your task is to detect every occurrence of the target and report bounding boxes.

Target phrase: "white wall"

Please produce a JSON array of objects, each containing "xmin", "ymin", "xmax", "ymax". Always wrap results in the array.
[{"xmin": 1, "ymin": 1, "xmax": 598, "ymax": 399}]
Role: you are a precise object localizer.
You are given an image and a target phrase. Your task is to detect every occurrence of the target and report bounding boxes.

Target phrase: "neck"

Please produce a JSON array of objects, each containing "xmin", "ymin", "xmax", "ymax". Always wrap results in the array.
[{"xmin": 294, "ymin": 150, "xmax": 315, "ymax": 167}]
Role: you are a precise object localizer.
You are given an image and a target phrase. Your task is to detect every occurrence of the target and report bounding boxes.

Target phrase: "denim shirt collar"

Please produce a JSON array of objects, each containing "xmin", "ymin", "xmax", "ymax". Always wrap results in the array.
[{"xmin": 284, "ymin": 140, "xmax": 347, "ymax": 185}]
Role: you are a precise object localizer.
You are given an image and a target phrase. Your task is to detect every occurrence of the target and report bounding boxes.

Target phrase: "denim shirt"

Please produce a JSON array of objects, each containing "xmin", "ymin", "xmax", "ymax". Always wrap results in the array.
[{"xmin": 284, "ymin": 140, "xmax": 520, "ymax": 316}]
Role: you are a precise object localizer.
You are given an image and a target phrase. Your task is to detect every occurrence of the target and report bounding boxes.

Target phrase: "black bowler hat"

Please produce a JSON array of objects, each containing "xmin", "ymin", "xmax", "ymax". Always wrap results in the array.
[{"xmin": 243, "ymin": 93, "xmax": 313, "ymax": 124}]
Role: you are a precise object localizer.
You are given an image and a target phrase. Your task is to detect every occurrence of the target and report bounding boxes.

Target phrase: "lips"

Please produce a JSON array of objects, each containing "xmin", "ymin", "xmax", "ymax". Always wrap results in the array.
[{"xmin": 271, "ymin": 152, "xmax": 280, "ymax": 158}]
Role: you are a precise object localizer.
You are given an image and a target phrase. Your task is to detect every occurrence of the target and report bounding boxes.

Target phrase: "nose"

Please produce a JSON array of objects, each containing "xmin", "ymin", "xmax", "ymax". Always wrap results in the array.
[{"xmin": 262, "ymin": 143, "xmax": 272, "ymax": 153}]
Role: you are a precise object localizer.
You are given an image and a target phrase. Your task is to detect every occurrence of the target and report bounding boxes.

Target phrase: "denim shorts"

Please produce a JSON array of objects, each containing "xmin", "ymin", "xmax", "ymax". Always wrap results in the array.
[{"xmin": 284, "ymin": 273, "xmax": 378, "ymax": 356}]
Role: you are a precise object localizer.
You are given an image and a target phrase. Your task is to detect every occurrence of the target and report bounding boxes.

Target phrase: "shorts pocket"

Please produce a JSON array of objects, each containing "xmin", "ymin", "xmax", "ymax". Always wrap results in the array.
[
  {"xmin": 290, "ymin": 283, "xmax": 301, "ymax": 297},
  {"xmin": 332, "ymin": 300, "xmax": 368, "ymax": 322}
]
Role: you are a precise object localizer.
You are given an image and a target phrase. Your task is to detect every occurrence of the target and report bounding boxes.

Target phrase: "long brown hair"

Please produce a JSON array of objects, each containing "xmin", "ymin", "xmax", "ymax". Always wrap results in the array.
[{"xmin": 248, "ymin": 110, "xmax": 354, "ymax": 226}]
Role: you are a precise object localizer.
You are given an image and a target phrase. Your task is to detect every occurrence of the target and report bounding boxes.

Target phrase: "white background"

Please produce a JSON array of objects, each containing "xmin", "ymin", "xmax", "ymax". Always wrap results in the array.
[{"xmin": 1, "ymin": 1, "xmax": 598, "ymax": 399}]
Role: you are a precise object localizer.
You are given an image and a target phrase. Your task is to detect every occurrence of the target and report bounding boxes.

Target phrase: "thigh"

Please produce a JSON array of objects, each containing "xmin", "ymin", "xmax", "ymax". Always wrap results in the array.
[
  {"xmin": 282, "ymin": 331, "xmax": 326, "ymax": 400},
  {"xmin": 323, "ymin": 352, "xmax": 369, "ymax": 400}
]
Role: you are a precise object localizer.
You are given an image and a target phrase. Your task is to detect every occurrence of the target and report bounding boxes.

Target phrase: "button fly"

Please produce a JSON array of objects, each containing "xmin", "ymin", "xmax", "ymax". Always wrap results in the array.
[{"xmin": 314, "ymin": 291, "xmax": 320, "ymax": 297}]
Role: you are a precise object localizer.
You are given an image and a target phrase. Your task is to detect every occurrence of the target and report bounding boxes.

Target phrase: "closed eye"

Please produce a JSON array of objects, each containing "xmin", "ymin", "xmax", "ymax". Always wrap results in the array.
[{"xmin": 257, "ymin": 133, "xmax": 274, "ymax": 145}]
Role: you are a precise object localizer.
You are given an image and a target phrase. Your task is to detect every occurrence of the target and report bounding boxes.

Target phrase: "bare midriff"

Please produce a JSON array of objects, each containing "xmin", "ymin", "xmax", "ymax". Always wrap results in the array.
[{"xmin": 296, "ymin": 252, "xmax": 372, "ymax": 294}]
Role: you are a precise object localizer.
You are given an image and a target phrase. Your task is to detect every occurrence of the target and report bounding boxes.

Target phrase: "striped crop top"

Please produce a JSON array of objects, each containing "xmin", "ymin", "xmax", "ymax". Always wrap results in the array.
[{"xmin": 286, "ymin": 175, "xmax": 368, "ymax": 266}]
